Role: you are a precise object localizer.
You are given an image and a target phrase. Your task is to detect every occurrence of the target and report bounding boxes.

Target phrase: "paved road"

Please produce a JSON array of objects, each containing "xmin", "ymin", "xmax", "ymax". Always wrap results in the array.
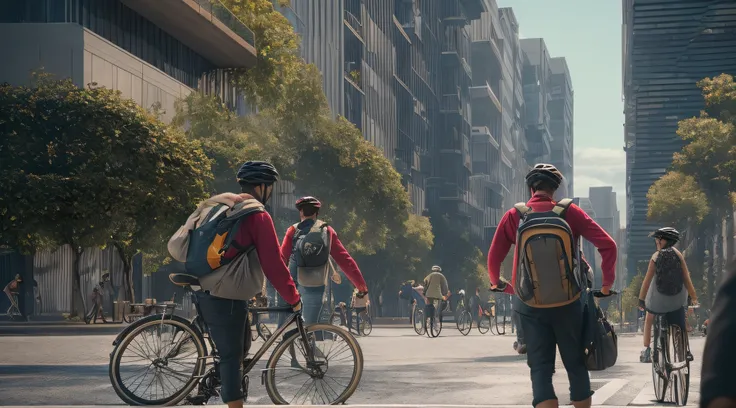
[{"xmin": 0, "ymin": 325, "xmax": 704, "ymax": 406}]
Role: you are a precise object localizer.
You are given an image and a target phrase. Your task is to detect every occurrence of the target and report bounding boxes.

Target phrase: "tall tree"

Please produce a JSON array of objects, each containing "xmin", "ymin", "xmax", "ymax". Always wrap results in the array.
[{"xmin": 0, "ymin": 76, "xmax": 211, "ymax": 314}]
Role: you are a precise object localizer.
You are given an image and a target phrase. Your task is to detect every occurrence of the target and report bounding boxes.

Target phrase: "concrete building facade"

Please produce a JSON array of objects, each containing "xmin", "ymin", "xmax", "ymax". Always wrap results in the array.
[
  {"xmin": 623, "ymin": 0, "xmax": 736, "ymax": 281},
  {"xmin": 0, "ymin": 0, "xmax": 257, "ymax": 122}
]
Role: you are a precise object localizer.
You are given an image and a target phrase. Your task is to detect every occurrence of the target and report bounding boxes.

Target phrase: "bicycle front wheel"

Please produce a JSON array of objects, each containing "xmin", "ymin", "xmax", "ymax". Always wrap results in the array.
[
  {"xmin": 109, "ymin": 317, "xmax": 206, "ymax": 406},
  {"xmin": 478, "ymin": 314, "xmax": 491, "ymax": 334},
  {"xmin": 457, "ymin": 311, "xmax": 472, "ymax": 336},
  {"xmin": 264, "ymin": 323, "xmax": 363, "ymax": 405}
]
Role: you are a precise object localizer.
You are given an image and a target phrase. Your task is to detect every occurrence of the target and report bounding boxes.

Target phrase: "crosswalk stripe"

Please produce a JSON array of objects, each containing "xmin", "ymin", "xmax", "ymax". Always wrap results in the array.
[{"xmin": 593, "ymin": 379, "xmax": 629, "ymax": 406}]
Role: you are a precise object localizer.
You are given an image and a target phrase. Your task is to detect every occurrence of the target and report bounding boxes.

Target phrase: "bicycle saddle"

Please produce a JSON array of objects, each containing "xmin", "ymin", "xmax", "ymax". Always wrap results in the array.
[{"xmin": 168, "ymin": 273, "xmax": 200, "ymax": 287}]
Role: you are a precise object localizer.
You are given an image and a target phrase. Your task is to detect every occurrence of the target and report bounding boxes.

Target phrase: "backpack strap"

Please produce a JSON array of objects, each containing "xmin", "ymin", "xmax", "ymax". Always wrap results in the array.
[
  {"xmin": 552, "ymin": 198, "xmax": 573, "ymax": 217},
  {"xmin": 514, "ymin": 202, "xmax": 531, "ymax": 218},
  {"xmin": 221, "ymin": 200, "xmax": 265, "ymax": 253}
]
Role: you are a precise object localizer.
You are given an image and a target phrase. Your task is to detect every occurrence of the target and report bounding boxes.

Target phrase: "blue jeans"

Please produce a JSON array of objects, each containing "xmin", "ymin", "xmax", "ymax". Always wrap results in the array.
[
  {"xmin": 277, "ymin": 258, "xmax": 326, "ymax": 328},
  {"xmin": 195, "ymin": 292, "xmax": 247, "ymax": 403},
  {"xmin": 515, "ymin": 297, "xmax": 591, "ymax": 406}
]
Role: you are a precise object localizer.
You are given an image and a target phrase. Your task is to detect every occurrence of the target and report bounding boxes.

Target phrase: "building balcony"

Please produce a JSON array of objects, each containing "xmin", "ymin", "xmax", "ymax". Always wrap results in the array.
[
  {"xmin": 469, "ymin": 82, "xmax": 502, "ymax": 112},
  {"xmin": 122, "ymin": 0, "xmax": 256, "ymax": 68},
  {"xmin": 344, "ymin": 10, "xmax": 365, "ymax": 43},
  {"xmin": 440, "ymin": 92, "xmax": 462, "ymax": 114},
  {"xmin": 471, "ymin": 126, "xmax": 500, "ymax": 149},
  {"xmin": 460, "ymin": 0, "xmax": 489, "ymax": 20},
  {"xmin": 441, "ymin": 40, "xmax": 472, "ymax": 78},
  {"xmin": 344, "ymin": 69, "xmax": 364, "ymax": 93},
  {"xmin": 442, "ymin": 2, "xmax": 468, "ymax": 25},
  {"xmin": 471, "ymin": 37, "xmax": 502, "ymax": 65}
]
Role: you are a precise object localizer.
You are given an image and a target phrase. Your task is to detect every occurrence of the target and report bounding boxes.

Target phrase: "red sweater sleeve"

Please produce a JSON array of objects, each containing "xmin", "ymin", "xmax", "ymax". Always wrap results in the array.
[
  {"xmin": 328, "ymin": 227, "xmax": 368, "ymax": 292},
  {"xmin": 280, "ymin": 226, "xmax": 295, "ymax": 264},
  {"xmin": 248, "ymin": 212, "xmax": 300, "ymax": 305},
  {"xmin": 487, "ymin": 209, "xmax": 517, "ymax": 295},
  {"xmin": 566, "ymin": 204, "xmax": 618, "ymax": 287}
]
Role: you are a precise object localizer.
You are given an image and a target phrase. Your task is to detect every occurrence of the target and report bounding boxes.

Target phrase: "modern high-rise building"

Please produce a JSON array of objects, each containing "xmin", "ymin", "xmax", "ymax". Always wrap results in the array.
[
  {"xmin": 549, "ymin": 57, "xmax": 574, "ymax": 194},
  {"xmin": 0, "ymin": 0, "xmax": 257, "ymax": 122},
  {"xmin": 589, "ymin": 186, "xmax": 620, "ymax": 287},
  {"xmin": 499, "ymin": 7, "xmax": 531, "ymax": 209},
  {"xmin": 623, "ymin": 0, "xmax": 736, "ymax": 280},
  {"xmin": 468, "ymin": 2, "xmax": 506, "ymax": 248},
  {"xmin": 520, "ymin": 38, "xmax": 552, "ymax": 164}
]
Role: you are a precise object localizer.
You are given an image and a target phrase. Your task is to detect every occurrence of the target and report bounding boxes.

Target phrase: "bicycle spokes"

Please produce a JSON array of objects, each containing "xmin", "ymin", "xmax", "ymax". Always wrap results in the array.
[
  {"xmin": 269, "ymin": 327, "xmax": 357, "ymax": 404},
  {"xmin": 117, "ymin": 323, "xmax": 200, "ymax": 402}
]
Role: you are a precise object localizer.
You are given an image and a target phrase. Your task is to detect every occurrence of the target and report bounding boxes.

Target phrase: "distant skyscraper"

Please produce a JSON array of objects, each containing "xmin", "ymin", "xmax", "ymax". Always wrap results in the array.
[
  {"xmin": 623, "ymin": 0, "xmax": 736, "ymax": 281},
  {"xmin": 549, "ymin": 57, "xmax": 574, "ymax": 194}
]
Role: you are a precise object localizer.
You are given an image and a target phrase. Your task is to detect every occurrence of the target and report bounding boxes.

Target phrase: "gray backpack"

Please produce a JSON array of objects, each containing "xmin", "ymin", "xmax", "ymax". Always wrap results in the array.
[{"xmin": 293, "ymin": 220, "xmax": 332, "ymax": 287}]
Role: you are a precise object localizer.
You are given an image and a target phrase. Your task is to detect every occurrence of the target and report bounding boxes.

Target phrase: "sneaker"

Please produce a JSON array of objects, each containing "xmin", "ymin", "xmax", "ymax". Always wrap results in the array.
[
  {"xmin": 686, "ymin": 351, "xmax": 694, "ymax": 362},
  {"xmin": 517, "ymin": 344, "xmax": 527, "ymax": 355},
  {"xmin": 640, "ymin": 347, "xmax": 651, "ymax": 363}
]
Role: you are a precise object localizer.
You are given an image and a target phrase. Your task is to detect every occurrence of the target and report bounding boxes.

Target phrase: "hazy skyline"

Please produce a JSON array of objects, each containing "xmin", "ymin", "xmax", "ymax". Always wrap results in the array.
[{"xmin": 498, "ymin": 0, "xmax": 626, "ymax": 226}]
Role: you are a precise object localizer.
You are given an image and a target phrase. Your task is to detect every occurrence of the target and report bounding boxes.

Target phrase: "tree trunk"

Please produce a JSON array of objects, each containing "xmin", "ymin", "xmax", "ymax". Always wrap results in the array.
[
  {"xmin": 70, "ymin": 245, "xmax": 86, "ymax": 318},
  {"xmin": 113, "ymin": 243, "xmax": 135, "ymax": 302},
  {"xmin": 715, "ymin": 224, "xmax": 724, "ymax": 294}
]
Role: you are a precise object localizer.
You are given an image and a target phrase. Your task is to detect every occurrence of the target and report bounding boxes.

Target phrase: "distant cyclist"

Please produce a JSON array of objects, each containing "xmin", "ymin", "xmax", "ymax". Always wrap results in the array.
[
  {"xmin": 638, "ymin": 227, "xmax": 698, "ymax": 363},
  {"xmin": 423, "ymin": 266, "xmax": 450, "ymax": 326},
  {"xmin": 3, "ymin": 274, "xmax": 22, "ymax": 316}
]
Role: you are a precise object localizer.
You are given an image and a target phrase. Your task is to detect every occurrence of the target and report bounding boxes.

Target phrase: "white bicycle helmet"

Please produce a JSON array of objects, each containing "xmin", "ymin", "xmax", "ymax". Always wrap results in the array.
[
  {"xmin": 431, "ymin": 265, "xmax": 442, "ymax": 272},
  {"xmin": 458, "ymin": 289, "xmax": 465, "ymax": 296}
]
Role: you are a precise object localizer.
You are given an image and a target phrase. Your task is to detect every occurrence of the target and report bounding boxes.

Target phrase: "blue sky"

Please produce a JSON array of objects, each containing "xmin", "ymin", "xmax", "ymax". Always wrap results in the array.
[{"xmin": 497, "ymin": 0, "xmax": 626, "ymax": 225}]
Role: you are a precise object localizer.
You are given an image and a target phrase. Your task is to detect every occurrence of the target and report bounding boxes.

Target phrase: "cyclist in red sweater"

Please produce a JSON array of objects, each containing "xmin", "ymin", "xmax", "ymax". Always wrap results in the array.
[{"xmin": 279, "ymin": 196, "xmax": 368, "ymax": 326}]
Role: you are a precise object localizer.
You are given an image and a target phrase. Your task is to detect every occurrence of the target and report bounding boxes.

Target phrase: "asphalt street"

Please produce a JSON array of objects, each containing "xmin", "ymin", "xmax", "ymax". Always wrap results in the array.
[{"xmin": 0, "ymin": 325, "xmax": 705, "ymax": 406}]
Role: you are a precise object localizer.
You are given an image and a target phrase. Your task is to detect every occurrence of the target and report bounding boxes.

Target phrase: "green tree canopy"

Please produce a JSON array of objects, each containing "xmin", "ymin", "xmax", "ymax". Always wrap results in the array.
[
  {"xmin": 647, "ymin": 171, "xmax": 710, "ymax": 229},
  {"xmin": 0, "ymin": 75, "xmax": 211, "ymax": 312}
]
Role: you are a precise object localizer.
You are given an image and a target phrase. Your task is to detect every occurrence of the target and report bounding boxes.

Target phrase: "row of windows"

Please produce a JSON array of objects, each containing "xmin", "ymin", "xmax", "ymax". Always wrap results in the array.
[{"xmin": 1, "ymin": 0, "xmax": 216, "ymax": 88}]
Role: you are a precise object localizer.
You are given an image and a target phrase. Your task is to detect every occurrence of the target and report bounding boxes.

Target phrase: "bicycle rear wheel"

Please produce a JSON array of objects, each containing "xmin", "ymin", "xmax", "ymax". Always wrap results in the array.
[
  {"xmin": 669, "ymin": 325, "xmax": 690, "ymax": 406},
  {"xmin": 457, "ymin": 310, "xmax": 472, "ymax": 336},
  {"xmin": 265, "ymin": 323, "xmax": 363, "ymax": 405},
  {"xmin": 109, "ymin": 317, "xmax": 207, "ymax": 405},
  {"xmin": 360, "ymin": 313, "xmax": 373, "ymax": 336},
  {"xmin": 413, "ymin": 308, "xmax": 425, "ymax": 335},
  {"xmin": 652, "ymin": 324, "xmax": 669, "ymax": 402}
]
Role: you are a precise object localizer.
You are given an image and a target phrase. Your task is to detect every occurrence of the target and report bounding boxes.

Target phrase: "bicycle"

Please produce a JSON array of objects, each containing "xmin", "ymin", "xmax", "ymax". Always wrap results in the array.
[
  {"xmin": 649, "ymin": 303, "xmax": 697, "ymax": 406},
  {"xmin": 330, "ymin": 302, "xmax": 373, "ymax": 336},
  {"xmin": 108, "ymin": 273, "xmax": 364, "ymax": 406},
  {"xmin": 454, "ymin": 291, "xmax": 472, "ymax": 336}
]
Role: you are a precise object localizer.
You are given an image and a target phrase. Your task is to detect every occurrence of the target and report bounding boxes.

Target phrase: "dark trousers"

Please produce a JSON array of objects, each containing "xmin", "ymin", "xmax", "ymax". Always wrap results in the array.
[
  {"xmin": 195, "ymin": 292, "xmax": 248, "ymax": 403},
  {"xmin": 515, "ymin": 297, "xmax": 591, "ymax": 407}
]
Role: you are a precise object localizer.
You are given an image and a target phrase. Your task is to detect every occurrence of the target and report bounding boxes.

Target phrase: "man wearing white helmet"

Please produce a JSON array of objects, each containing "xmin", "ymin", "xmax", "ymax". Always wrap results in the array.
[{"xmin": 423, "ymin": 266, "xmax": 451, "ymax": 330}]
